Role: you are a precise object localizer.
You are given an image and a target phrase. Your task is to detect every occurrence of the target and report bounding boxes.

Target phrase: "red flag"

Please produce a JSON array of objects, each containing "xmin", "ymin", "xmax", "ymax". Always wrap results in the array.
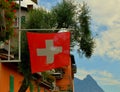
[{"xmin": 27, "ymin": 32, "xmax": 70, "ymax": 73}]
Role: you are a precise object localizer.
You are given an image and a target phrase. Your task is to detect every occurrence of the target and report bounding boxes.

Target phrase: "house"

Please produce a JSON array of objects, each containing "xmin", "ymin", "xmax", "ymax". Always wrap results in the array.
[
  {"xmin": 0, "ymin": 55, "xmax": 76, "ymax": 92},
  {"xmin": 15, "ymin": 0, "xmax": 40, "ymax": 28},
  {"xmin": 52, "ymin": 55, "xmax": 77, "ymax": 92},
  {"xmin": 0, "ymin": 0, "xmax": 40, "ymax": 60}
]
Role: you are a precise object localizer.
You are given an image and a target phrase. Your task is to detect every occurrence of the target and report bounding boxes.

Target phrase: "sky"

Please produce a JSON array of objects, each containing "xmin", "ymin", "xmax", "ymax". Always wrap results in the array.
[{"xmin": 38, "ymin": 0, "xmax": 120, "ymax": 92}]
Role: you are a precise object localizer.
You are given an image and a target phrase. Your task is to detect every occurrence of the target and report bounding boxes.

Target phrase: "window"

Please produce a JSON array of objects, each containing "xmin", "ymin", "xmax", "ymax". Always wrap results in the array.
[{"xmin": 14, "ymin": 16, "xmax": 26, "ymax": 28}]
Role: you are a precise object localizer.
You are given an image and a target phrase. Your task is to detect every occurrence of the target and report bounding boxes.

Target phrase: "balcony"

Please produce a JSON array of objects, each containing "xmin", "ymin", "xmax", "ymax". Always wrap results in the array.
[
  {"xmin": 32, "ymin": 72, "xmax": 54, "ymax": 89},
  {"xmin": 52, "ymin": 68, "xmax": 64, "ymax": 79},
  {"xmin": 0, "ymin": 49, "xmax": 14, "ymax": 60},
  {"xmin": 71, "ymin": 55, "xmax": 77, "ymax": 74},
  {"xmin": 72, "ymin": 64, "xmax": 77, "ymax": 73},
  {"xmin": 39, "ymin": 79, "xmax": 53, "ymax": 89}
]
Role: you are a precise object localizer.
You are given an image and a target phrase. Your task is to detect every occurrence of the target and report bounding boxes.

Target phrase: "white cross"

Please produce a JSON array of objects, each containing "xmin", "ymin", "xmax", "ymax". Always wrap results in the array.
[{"xmin": 37, "ymin": 40, "xmax": 62, "ymax": 64}]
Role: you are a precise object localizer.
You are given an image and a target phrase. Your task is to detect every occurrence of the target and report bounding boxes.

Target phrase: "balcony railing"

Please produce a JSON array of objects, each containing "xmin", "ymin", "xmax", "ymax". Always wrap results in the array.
[
  {"xmin": 39, "ymin": 79, "xmax": 53, "ymax": 89},
  {"xmin": 52, "ymin": 68, "xmax": 64, "ymax": 79}
]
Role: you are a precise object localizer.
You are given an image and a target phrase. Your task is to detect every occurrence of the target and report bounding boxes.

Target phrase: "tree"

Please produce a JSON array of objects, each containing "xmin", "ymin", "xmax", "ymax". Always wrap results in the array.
[
  {"xmin": 26, "ymin": 8, "xmax": 55, "ymax": 30},
  {"xmin": 51, "ymin": 1, "xmax": 94, "ymax": 57},
  {"xmin": 51, "ymin": 0, "xmax": 76, "ymax": 29},
  {"xmin": 18, "ymin": 31, "xmax": 31, "ymax": 92},
  {"xmin": 76, "ymin": 2, "xmax": 94, "ymax": 57},
  {"xmin": 18, "ymin": 1, "xmax": 94, "ymax": 92}
]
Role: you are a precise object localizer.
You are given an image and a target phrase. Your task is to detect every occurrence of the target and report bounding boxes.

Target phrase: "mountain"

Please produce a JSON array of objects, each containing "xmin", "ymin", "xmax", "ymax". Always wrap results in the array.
[{"xmin": 74, "ymin": 75, "xmax": 104, "ymax": 92}]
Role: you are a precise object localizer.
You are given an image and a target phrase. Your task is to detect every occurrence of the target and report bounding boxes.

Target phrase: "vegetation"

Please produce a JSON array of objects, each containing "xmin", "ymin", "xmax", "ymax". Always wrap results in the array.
[
  {"xmin": 18, "ymin": 31, "xmax": 31, "ymax": 92},
  {"xmin": 51, "ymin": 0, "xmax": 76, "ymax": 29},
  {"xmin": 0, "ymin": 0, "xmax": 17, "ymax": 41},
  {"xmin": 18, "ymin": 0, "xmax": 95, "ymax": 92},
  {"xmin": 77, "ymin": 3, "xmax": 94, "ymax": 58},
  {"xmin": 26, "ymin": 8, "xmax": 55, "ymax": 31}
]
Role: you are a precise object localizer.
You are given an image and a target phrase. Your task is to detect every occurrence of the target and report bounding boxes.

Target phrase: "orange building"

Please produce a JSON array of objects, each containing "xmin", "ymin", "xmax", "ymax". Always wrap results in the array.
[
  {"xmin": 0, "ymin": 62, "xmax": 53, "ymax": 92},
  {"xmin": 52, "ymin": 55, "xmax": 76, "ymax": 92},
  {"xmin": 0, "ymin": 55, "xmax": 76, "ymax": 92}
]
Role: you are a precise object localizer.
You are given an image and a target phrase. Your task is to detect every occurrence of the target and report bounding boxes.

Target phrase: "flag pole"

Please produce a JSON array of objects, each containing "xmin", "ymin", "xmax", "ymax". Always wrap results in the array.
[
  {"xmin": 18, "ymin": 0, "xmax": 21, "ymax": 62},
  {"xmin": 20, "ymin": 28, "xmax": 74, "ymax": 31}
]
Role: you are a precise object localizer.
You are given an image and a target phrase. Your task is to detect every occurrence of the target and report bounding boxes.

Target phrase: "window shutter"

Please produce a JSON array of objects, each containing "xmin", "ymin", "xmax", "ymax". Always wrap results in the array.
[
  {"xmin": 10, "ymin": 75, "xmax": 14, "ymax": 92},
  {"xmin": 38, "ymin": 86, "xmax": 40, "ymax": 92},
  {"xmin": 30, "ymin": 83, "xmax": 34, "ymax": 92}
]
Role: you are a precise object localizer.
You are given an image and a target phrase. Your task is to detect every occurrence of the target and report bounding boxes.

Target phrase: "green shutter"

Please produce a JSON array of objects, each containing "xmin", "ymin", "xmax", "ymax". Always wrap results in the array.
[
  {"xmin": 10, "ymin": 75, "xmax": 14, "ymax": 92},
  {"xmin": 38, "ymin": 86, "xmax": 40, "ymax": 92},
  {"xmin": 30, "ymin": 83, "xmax": 34, "ymax": 92},
  {"xmin": 21, "ymin": 16, "xmax": 25, "ymax": 24}
]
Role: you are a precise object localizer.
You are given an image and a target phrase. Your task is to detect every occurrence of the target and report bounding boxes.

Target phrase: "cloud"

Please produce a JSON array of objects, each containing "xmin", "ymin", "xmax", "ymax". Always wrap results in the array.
[
  {"xmin": 98, "ymin": 71, "xmax": 113, "ymax": 78},
  {"xmin": 95, "ymin": 29, "xmax": 120, "ymax": 61},
  {"xmin": 95, "ymin": 76, "xmax": 120, "ymax": 85},
  {"xmin": 76, "ymin": 0, "xmax": 120, "ymax": 27},
  {"xmin": 75, "ymin": 69, "xmax": 95, "ymax": 79},
  {"xmin": 75, "ymin": 69, "xmax": 120, "ymax": 85}
]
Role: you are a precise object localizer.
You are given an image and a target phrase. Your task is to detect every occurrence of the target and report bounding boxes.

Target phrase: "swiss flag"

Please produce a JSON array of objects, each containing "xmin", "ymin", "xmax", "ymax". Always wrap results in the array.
[{"xmin": 27, "ymin": 32, "xmax": 70, "ymax": 73}]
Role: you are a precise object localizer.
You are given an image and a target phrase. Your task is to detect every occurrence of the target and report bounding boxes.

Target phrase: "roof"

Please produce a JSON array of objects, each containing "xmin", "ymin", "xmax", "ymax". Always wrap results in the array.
[{"xmin": 15, "ymin": 0, "xmax": 39, "ymax": 9}]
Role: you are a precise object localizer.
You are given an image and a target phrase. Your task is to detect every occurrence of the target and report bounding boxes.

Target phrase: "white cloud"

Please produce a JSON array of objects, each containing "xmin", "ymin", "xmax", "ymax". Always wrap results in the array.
[
  {"xmin": 95, "ymin": 76, "xmax": 120, "ymax": 85},
  {"xmin": 95, "ymin": 29, "xmax": 120, "ymax": 61},
  {"xmin": 98, "ymin": 71, "xmax": 113, "ymax": 78},
  {"xmin": 76, "ymin": 0, "xmax": 120, "ymax": 27},
  {"xmin": 75, "ymin": 69, "xmax": 120, "ymax": 86},
  {"xmin": 75, "ymin": 69, "xmax": 95, "ymax": 79}
]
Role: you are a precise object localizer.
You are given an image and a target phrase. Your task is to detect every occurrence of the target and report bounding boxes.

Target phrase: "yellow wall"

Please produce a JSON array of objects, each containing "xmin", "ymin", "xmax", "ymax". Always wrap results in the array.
[
  {"xmin": 0, "ymin": 57, "xmax": 74, "ymax": 92},
  {"xmin": 56, "ymin": 59, "xmax": 73, "ymax": 91},
  {"xmin": 0, "ymin": 63, "xmax": 50, "ymax": 92},
  {"xmin": 0, "ymin": 63, "xmax": 24, "ymax": 92}
]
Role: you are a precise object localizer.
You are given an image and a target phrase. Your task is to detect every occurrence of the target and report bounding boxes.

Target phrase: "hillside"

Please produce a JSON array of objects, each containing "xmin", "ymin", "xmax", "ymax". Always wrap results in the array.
[{"xmin": 74, "ymin": 75, "xmax": 104, "ymax": 92}]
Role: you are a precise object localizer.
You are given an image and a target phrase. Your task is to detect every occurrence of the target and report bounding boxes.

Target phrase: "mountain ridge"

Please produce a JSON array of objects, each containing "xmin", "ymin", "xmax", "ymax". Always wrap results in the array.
[{"xmin": 74, "ymin": 75, "xmax": 104, "ymax": 92}]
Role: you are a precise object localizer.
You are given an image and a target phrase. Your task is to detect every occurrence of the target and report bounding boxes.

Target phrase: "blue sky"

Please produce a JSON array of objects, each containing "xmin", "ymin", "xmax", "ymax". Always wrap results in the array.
[
  {"xmin": 38, "ymin": 0, "xmax": 61, "ymax": 10},
  {"xmin": 38, "ymin": 0, "xmax": 120, "ymax": 92}
]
